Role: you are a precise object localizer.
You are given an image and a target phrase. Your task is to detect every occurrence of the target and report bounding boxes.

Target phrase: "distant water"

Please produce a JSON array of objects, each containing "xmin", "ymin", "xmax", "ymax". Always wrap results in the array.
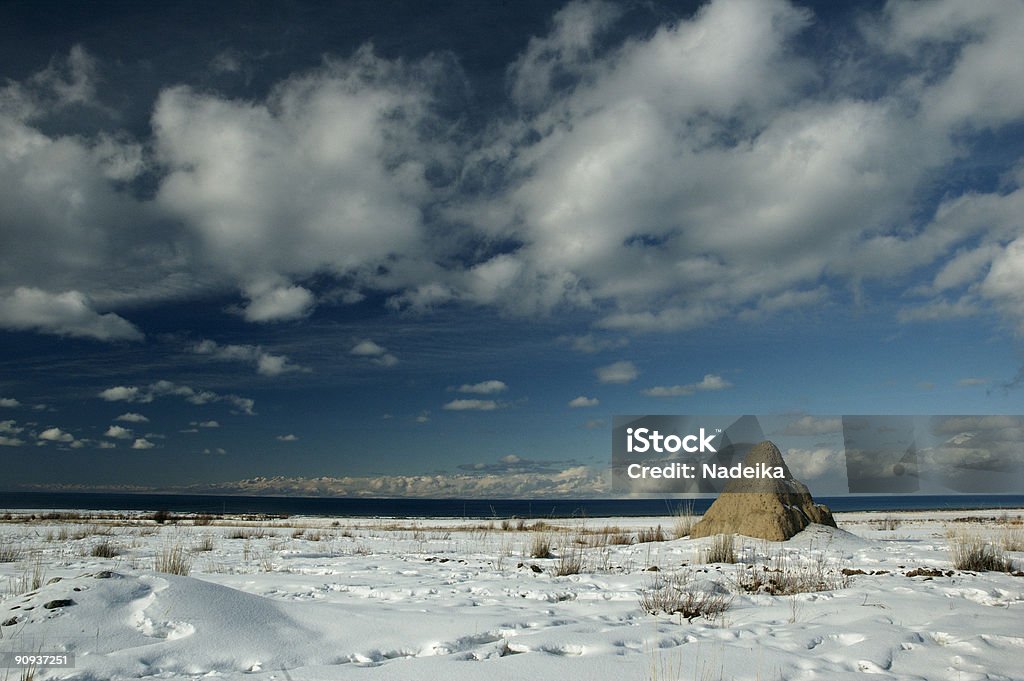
[{"xmin": 2, "ymin": 492, "xmax": 1024, "ymax": 518}]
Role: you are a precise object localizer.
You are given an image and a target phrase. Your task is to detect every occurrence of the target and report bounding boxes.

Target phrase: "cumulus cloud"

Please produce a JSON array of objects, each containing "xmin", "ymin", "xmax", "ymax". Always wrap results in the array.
[
  {"xmin": 568, "ymin": 396, "xmax": 599, "ymax": 408},
  {"xmin": 193, "ymin": 339, "xmax": 308, "ymax": 376},
  {"xmin": 98, "ymin": 380, "xmax": 255, "ymax": 415},
  {"xmin": 116, "ymin": 412, "xmax": 149, "ymax": 423},
  {"xmin": 0, "ymin": 420, "xmax": 25, "ymax": 446},
  {"xmin": 1, "ymin": 2, "xmax": 1023, "ymax": 337},
  {"xmin": 276, "ymin": 433, "xmax": 299, "ymax": 441},
  {"xmin": 644, "ymin": 374, "xmax": 733, "ymax": 397},
  {"xmin": 784, "ymin": 447, "xmax": 845, "ymax": 481},
  {"xmin": 240, "ymin": 280, "xmax": 315, "ymax": 323},
  {"xmin": 453, "ymin": 380, "xmax": 507, "ymax": 395},
  {"xmin": 0, "ymin": 398, "xmax": 20, "ymax": 408},
  {"xmin": 38, "ymin": 427, "xmax": 74, "ymax": 443},
  {"xmin": 443, "ymin": 399, "xmax": 499, "ymax": 411},
  {"xmin": 104, "ymin": 425, "xmax": 133, "ymax": 439},
  {"xmin": 132, "ymin": 438, "xmax": 155, "ymax": 450},
  {"xmin": 0, "ymin": 288, "xmax": 143, "ymax": 341},
  {"xmin": 350, "ymin": 339, "xmax": 399, "ymax": 367},
  {"xmin": 151, "ymin": 46, "xmax": 450, "ymax": 318},
  {"xmin": 595, "ymin": 360, "xmax": 638, "ymax": 384}
]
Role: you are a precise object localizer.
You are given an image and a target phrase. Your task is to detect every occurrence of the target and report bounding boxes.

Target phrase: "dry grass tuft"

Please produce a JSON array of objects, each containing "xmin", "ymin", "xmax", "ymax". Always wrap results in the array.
[
  {"xmin": 0, "ymin": 542, "xmax": 22, "ymax": 563},
  {"xmin": 90, "ymin": 540, "xmax": 119, "ymax": 558},
  {"xmin": 155, "ymin": 544, "xmax": 192, "ymax": 575},
  {"xmin": 949, "ymin": 531, "xmax": 1014, "ymax": 572},
  {"xmin": 702, "ymin": 534, "xmax": 736, "ymax": 564},
  {"xmin": 639, "ymin": 570, "xmax": 732, "ymax": 622},
  {"xmin": 1000, "ymin": 528, "xmax": 1024, "ymax": 552},
  {"xmin": 736, "ymin": 548, "xmax": 849, "ymax": 595},
  {"xmin": 672, "ymin": 502, "xmax": 697, "ymax": 539},
  {"xmin": 194, "ymin": 536, "xmax": 215, "ymax": 552},
  {"xmin": 529, "ymin": 532, "xmax": 554, "ymax": 559},
  {"xmin": 552, "ymin": 542, "xmax": 585, "ymax": 576},
  {"xmin": 636, "ymin": 525, "xmax": 667, "ymax": 543}
]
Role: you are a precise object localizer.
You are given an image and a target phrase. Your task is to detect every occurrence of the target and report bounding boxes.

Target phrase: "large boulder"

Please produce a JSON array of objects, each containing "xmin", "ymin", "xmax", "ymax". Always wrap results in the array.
[{"xmin": 689, "ymin": 440, "xmax": 836, "ymax": 541}]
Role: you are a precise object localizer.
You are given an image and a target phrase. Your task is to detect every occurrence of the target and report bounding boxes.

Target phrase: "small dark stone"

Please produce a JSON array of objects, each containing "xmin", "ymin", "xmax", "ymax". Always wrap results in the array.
[
  {"xmin": 1, "ymin": 617, "xmax": 19, "ymax": 627},
  {"xmin": 93, "ymin": 570, "xmax": 117, "ymax": 579},
  {"xmin": 529, "ymin": 564, "xmax": 543, "ymax": 573},
  {"xmin": 841, "ymin": 568, "xmax": 867, "ymax": 576},
  {"xmin": 43, "ymin": 599, "xmax": 75, "ymax": 610},
  {"xmin": 47, "ymin": 577, "xmax": 63, "ymax": 585},
  {"xmin": 646, "ymin": 565, "xmax": 660, "ymax": 572}
]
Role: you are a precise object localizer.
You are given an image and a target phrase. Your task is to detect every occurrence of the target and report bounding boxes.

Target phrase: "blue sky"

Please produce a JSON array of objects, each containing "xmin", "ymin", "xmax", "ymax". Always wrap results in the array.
[{"xmin": 1, "ymin": 0, "xmax": 1023, "ymax": 497}]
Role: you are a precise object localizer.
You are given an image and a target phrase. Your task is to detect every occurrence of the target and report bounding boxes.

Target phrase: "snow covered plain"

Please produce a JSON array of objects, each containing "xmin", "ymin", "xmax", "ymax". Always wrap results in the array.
[{"xmin": 1, "ymin": 509, "xmax": 1022, "ymax": 681}]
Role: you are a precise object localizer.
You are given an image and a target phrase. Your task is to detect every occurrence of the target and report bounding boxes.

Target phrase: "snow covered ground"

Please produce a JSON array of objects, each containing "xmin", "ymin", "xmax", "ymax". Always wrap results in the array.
[{"xmin": 1, "ymin": 509, "xmax": 1022, "ymax": 680}]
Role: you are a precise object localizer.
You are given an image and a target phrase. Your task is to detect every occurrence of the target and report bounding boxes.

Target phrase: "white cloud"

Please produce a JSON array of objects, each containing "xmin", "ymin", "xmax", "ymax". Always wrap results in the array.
[
  {"xmin": 104, "ymin": 425, "xmax": 133, "ymax": 439},
  {"xmin": 276, "ymin": 433, "xmax": 299, "ymax": 441},
  {"xmin": 0, "ymin": 398, "xmax": 20, "ymax": 408},
  {"xmin": 240, "ymin": 280, "xmax": 315, "ymax": 323},
  {"xmin": 1, "ymin": 4, "xmax": 1023, "ymax": 337},
  {"xmin": 151, "ymin": 47, "xmax": 447, "ymax": 319},
  {"xmin": 568, "ymin": 396, "xmax": 599, "ymax": 408},
  {"xmin": 559, "ymin": 334, "xmax": 628, "ymax": 354},
  {"xmin": 196, "ymin": 420, "xmax": 220, "ymax": 428},
  {"xmin": 784, "ymin": 447, "xmax": 844, "ymax": 480},
  {"xmin": 350, "ymin": 339, "xmax": 399, "ymax": 367},
  {"xmin": 116, "ymin": 412, "xmax": 149, "ymax": 423},
  {"xmin": 0, "ymin": 420, "xmax": 24, "ymax": 446},
  {"xmin": 644, "ymin": 374, "xmax": 733, "ymax": 397},
  {"xmin": 98, "ymin": 380, "xmax": 255, "ymax": 415},
  {"xmin": 132, "ymin": 438, "xmax": 155, "ymax": 450},
  {"xmin": 193, "ymin": 339, "xmax": 308, "ymax": 376},
  {"xmin": 0, "ymin": 287, "xmax": 143, "ymax": 341},
  {"xmin": 190, "ymin": 464, "xmax": 607, "ymax": 498},
  {"xmin": 351, "ymin": 339, "xmax": 387, "ymax": 356},
  {"xmin": 99, "ymin": 386, "xmax": 145, "ymax": 402},
  {"xmin": 595, "ymin": 360, "xmax": 638, "ymax": 384},
  {"xmin": 454, "ymin": 380, "xmax": 507, "ymax": 395},
  {"xmin": 443, "ymin": 399, "xmax": 499, "ymax": 411},
  {"xmin": 781, "ymin": 416, "xmax": 843, "ymax": 436},
  {"xmin": 38, "ymin": 427, "xmax": 74, "ymax": 443}
]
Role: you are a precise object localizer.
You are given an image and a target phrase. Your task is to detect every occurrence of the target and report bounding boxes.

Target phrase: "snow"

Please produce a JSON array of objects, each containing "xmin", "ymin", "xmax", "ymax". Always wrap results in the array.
[{"xmin": 1, "ymin": 510, "xmax": 1022, "ymax": 680}]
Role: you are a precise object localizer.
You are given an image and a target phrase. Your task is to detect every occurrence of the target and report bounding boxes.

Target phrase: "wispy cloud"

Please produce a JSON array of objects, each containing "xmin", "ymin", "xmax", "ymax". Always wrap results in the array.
[
  {"xmin": 644, "ymin": 374, "xmax": 732, "ymax": 397},
  {"xmin": 443, "ymin": 399, "xmax": 499, "ymax": 411},
  {"xmin": 98, "ymin": 380, "xmax": 255, "ymax": 415},
  {"xmin": 452, "ymin": 380, "xmax": 507, "ymax": 395},
  {"xmin": 193, "ymin": 339, "xmax": 309, "ymax": 376},
  {"xmin": 595, "ymin": 361, "xmax": 638, "ymax": 384}
]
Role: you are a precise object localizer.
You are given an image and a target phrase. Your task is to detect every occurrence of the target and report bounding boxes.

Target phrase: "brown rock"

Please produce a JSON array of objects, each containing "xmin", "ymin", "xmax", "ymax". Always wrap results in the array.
[{"xmin": 689, "ymin": 441, "xmax": 837, "ymax": 541}]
